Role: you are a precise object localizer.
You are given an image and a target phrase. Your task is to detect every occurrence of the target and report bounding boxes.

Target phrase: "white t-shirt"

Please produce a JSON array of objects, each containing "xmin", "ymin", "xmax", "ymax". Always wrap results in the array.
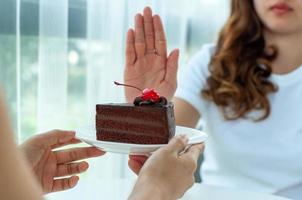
[{"xmin": 175, "ymin": 44, "xmax": 302, "ymax": 193}]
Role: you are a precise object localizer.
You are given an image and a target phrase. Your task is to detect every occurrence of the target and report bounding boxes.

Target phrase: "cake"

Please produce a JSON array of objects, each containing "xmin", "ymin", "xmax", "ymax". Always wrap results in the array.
[{"xmin": 95, "ymin": 82, "xmax": 175, "ymax": 144}]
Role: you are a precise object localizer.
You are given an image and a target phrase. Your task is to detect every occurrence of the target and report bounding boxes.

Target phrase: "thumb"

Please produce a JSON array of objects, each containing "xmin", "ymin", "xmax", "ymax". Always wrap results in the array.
[
  {"xmin": 165, "ymin": 135, "xmax": 188, "ymax": 155},
  {"xmin": 36, "ymin": 130, "xmax": 78, "ymax": 148},
  {"xmin": 182, "ymin": 143, "xmax": 205, "ymax": 163},
  {"xmin": 165, "ymin": 49, "xmax": 179, "ymax": 83}
]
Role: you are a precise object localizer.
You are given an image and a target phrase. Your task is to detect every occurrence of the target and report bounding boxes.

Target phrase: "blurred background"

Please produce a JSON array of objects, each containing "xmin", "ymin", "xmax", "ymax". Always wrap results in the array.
[{"xmin": 0, "ymin": 0, "xmax": 229, "ymax": 183}]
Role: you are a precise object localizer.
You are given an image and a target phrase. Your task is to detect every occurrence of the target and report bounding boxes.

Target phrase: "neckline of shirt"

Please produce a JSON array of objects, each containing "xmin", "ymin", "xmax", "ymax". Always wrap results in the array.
[{"xmin": 270, "ymin": 64, "xmax": 302, "ymax": 86}]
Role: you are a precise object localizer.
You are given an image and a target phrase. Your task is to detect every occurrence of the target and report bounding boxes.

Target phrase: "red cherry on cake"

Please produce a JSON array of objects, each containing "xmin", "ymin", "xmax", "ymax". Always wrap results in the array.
[
  {"xmin": 114, "ymin": 81, "xmax": 161, "ymax": 103},
  {"xmin": 142, "ymin": 89, "xmax": 160, "ymax": 102}
]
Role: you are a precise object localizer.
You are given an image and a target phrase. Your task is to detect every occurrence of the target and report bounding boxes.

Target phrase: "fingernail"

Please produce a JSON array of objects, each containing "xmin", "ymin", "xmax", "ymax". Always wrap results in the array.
[
  {"xmin": 65, "ymin": 131, "xmax": 76, "ymax": 136},
  {"xmin": 79, "ymin": 162, "xmax": 89, "ymax": 171},
  {"xmin": 135, "ymin": 14, "xmax": 141, "ymax": 19},
  {"xmin": 70, "ymin": 176, "xmax": 79, "ymax": 187}
]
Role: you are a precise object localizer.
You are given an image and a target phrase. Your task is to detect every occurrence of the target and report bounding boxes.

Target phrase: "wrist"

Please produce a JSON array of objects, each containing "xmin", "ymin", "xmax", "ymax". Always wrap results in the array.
[{"xmin": 128, "ymin": 174, "xmax": 173, "ymax": 200}]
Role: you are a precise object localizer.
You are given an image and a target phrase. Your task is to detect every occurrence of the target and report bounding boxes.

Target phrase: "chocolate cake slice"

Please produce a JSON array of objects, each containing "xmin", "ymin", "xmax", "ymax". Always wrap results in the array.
[{"xmin": 96, "ymin": 102, "xmax": 175, "ymax": 144}]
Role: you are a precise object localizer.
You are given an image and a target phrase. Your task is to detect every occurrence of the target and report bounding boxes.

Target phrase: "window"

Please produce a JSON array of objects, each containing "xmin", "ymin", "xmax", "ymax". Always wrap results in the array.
[{"xmin": 0, "ymin": 0, "xmax": 229, "ymax": 179}]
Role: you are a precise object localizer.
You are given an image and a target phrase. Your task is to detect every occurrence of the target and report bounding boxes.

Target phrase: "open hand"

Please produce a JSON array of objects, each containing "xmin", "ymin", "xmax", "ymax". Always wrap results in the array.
[
  {"xmin": 124, "ymin": 7, "xmax": 179, "ymax": 102},
  {"xmin": 19, "ymin": 130, "xmax": 105, "ymax": 194}
]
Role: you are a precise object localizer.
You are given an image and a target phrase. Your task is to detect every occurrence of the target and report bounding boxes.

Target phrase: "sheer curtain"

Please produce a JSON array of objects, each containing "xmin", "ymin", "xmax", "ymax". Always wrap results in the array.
[
  {"xmin": 0, "ymin": 0, "xmax": 229, "ymax": 185},
  {"xmin": 37, "ymin": 0, "xmax": 68, "ymax": 132}
]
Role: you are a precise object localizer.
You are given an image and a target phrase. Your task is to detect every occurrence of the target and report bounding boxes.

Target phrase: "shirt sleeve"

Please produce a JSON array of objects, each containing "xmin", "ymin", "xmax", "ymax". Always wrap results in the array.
[{"xmin": 174, "ymin": 44, "xmax": 215, "ymax": 115}]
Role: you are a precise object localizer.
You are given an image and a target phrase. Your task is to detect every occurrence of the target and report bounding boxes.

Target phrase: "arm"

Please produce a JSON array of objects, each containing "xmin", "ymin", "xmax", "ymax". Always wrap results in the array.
[
  {"xmin": 0, "ymin": 92, "xmax": 43, "ymax": 200},
  {"xmin": 128, "ymin": 177, "xmax": 168, "ymax": 200},
  {"xmin": 173, "ymin": 97, "xmax": 200, "ymax": 128}
]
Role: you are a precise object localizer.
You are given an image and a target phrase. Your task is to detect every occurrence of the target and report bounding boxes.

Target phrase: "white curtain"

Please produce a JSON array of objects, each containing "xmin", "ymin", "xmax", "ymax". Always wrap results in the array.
[
  {"xmin": 37, "ymin": 0, "xmax": 68, "ymax": 132},
  {"xmin": 0, "ymin": 0, "xmax": 229, "ymax": 188}
]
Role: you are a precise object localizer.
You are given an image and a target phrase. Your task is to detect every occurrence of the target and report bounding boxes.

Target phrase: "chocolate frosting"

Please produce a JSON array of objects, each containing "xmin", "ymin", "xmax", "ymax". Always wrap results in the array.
[{"xmin": 133, "ymin": 96, "xmax": 168, "ymax": 107}]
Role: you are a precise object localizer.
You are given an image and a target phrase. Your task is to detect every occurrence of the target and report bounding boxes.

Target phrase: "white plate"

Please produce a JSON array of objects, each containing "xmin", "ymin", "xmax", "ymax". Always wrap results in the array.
[{"xmin": 76, "ymin": 125, "xmax": 207, "ymax": 155}]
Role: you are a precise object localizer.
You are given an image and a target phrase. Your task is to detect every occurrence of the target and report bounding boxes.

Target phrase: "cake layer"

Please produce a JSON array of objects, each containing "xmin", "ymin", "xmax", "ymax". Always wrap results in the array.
[
  {"xmin": 96, "ymin": 103, "xmax": 170, "ymax": 122},
  {"xmin": 95, "ymin": 103, "xmax": 175, "ymax": 144},
  {"xmin": 96, "ymin": 119, "xmax": 168, "ymax": 138},
  {"xmin": 97, "ymin": 130, "xmax": 168, "ymax": 144}
]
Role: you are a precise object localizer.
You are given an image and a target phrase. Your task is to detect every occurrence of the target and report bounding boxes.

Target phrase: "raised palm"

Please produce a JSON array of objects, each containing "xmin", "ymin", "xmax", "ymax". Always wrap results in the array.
[{"xmin": 124, "ymin": 7, "xmax": 179, "ymax": 102}]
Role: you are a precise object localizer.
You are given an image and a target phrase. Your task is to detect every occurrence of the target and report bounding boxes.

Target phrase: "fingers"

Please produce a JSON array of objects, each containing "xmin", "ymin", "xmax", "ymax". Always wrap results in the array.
[
  {"xmin": 143, "ymin": 7, "xmax": 155, "ymax": 52},
  {"xmin": 52, "ymin": 138, "xmax": 82, "ymax": 149},
  {"xmin": 182, "ymin": 143, "xmax": 205, "ymax": 163},
  {"xmin": 166, "ymin": 49, "xmax": 180, "ymax": 83},
  {"xmin": 128, "ymin": 159, "xmax": 142, "ymax": 175},
  {"xmin": 125, "ymin": 29, "xmax": 136, "ymax": 66},
  {"xmin": 35, "ymin": 130, "xmax": 78, "ymax": 149},
  {"xmin": 165, "ymin": 135, "xmax": 188, "ymax": 154},
  {"xmin": 135, "ymin": 14, "xmax": 146, "ymax": 58},
  {"xmin": 128, "ymin": 155, "xmax": 148, "ymax": 175},
  {"xmin": 179, "ymin": 144, "xmax": 204, "ymax": 175},
  {"xmin": 55, "ymin": 147, "xmax": 105, "ymax": 164},
  {"xmin": 56, "ymin": 161, "xmax": 89, "ymax": 177},
  {"xmin": 129, "ymin": 155, "xmax": 148, "ymax": 166},
  {"xmin": 132, "ymin": 8, "xmax": 167, "ymax": 58},
  {"xmin": 153, "ymin": 15, "xmax": 167, "ymax": 56},
  {"xmin": 52, "ymin": 176, "xmax": 79, "ymax": 193}
]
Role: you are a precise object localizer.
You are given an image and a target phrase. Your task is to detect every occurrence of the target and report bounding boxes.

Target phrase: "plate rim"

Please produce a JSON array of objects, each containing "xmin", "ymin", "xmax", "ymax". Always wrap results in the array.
[{"xmin": 76, "ymin": 125, "xmax": 207, "ymax": 148}]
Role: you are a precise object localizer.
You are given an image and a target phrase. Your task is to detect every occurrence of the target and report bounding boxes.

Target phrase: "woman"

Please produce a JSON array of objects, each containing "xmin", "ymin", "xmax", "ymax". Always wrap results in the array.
[
  {"xmin": 0, "ymin": 90, "xmax": 203, "ymax": 199},
  {"xmin": 125, "ymin": 1, "xmax": 302, "ymax": 193}
]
